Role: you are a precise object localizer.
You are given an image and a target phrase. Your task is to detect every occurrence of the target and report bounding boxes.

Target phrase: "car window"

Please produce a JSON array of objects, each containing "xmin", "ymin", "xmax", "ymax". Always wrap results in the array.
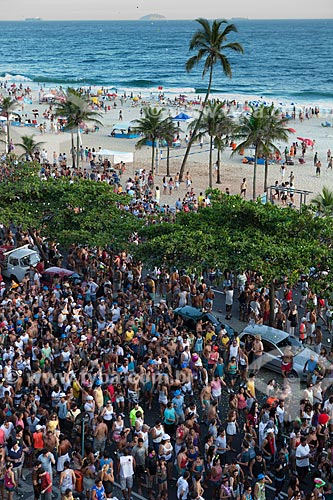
[
  {"xmin": 9, "ymin": 258, "xmax": 19, "ymax": 266},
  {"xmin": 262, "ymin": 339, "xmax": 276, "ymax": 353}
]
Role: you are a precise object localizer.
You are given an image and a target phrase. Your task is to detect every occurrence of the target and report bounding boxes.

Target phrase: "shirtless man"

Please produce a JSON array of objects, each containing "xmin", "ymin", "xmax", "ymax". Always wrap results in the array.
[
  {"xmin": 166, "ymin": 337, "xmax": 178, "ymax": 368},
  {"xmin": 127, "ymin": 373, "xmax": 140, "ymax": 408},
  {"xmin": 57, "ymin": 434, "xmax": 72, "ymax": 473},
  {"xmin": 93, "ymin": 417, "xmax": 108, "ymax": 455},
  {"xmin": 200, "ymin": 385, "xmax": 212, "ymax": 423}
]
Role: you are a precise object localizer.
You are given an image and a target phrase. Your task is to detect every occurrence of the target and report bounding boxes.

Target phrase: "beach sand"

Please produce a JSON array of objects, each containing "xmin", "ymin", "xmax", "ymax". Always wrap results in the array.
[{"xmin": 5, "ymin": 89, "xmax": 333, "ymax": 206}]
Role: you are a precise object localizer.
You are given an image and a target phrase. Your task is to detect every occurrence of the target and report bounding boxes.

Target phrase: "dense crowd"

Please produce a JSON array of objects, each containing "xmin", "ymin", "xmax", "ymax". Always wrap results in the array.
[{"xmin": 0, "ymin": 225, "xmax": 331, "ymax": 500}]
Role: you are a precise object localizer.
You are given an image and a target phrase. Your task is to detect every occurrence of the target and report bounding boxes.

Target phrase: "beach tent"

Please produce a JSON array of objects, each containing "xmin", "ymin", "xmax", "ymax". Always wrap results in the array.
[
  {"xmin": 98, "ymin": 149, "xmax": 134, "ymax": 163},
  {"xmin": 173, "ymin": 112, "xmax": 191, "ymax": 121}
]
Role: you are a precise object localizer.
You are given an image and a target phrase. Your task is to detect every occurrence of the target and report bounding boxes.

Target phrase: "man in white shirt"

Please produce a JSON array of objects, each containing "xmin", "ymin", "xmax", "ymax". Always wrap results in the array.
[
  {"xmin": 296, "ymin": 436, "xmax": 310, "ymax": 482},
  {"xmin": 118, "ymin": 448, "xmax": 135, "ymax": 500},
  {"xmin": 177, "ymin": 471, "xmax": 190, "ymax": 500}
]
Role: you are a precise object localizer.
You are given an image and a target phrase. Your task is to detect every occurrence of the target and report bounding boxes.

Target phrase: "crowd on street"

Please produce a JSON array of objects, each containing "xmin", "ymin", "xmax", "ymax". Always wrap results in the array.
[{"xmin": 0, "ymin": 220, "xmax": 331, "ymax": 500}]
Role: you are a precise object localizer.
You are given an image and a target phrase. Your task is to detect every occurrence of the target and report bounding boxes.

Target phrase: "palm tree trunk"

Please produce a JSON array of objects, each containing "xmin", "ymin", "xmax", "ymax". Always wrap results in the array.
[
  {"xmin": 71, "ymin": 131, "xmax": 76, "ymax": 168},
  {"xmin": 166, "ymin": 145, "xmax": 170, "ymax": 176},
  {"xmin": 209, "ymin": 136, "xmax": 213, "ymax": 188},
  {"xmin": 6, "ymin": 114, "xmax": 10, "ymax": 154},
  {"xmin": 151, "ymin": 140, "xmax": 155, "ymax": 175},
  {"xmin": 76, "ymin": 127, "xmax": 80, "ymax": 169},
  {"xmin": 253, "ymin": 150, "xmax": 258, "ymax": 200},
  {"xmin": 269, "ymin": 278, "xmax": 275, "ymax": 326},
  {"xmin": 264, "ymin": 159, "xmax": 268, "ymax": 192},
  {"xmin": 178, "ymin": 67, "xmax": 213, "ymax": 181},
  {"xmin": 216, "ymin": 147, "xmax": 221, "ymax": 184}
]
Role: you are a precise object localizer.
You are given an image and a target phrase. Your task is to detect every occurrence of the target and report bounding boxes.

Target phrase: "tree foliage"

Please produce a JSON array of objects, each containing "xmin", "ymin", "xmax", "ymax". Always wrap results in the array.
[
  {"xmin": 234, "ymin": 104, "xmax": 289, "ymax": 199},
  {"xmin": 0, "ymin": 162, "xmax": 139, "ymax": 249},
  {"xmin": 137, "ymin": 195, "xmax": 333, "ymax": 295}
]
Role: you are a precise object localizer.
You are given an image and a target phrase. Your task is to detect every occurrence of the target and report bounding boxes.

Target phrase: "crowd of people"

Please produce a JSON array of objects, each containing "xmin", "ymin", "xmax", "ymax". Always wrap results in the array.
[{"xmin": 0, "ymin": 223, "xmax": 331, "ymax": 500}]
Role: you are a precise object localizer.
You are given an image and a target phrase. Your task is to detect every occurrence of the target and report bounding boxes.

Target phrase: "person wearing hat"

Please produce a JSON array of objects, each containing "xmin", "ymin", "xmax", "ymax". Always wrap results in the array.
[
  {"xmin": 57, "ymin": 393, "xmax": 69, "ymax": 433},
  {"xmin": 172, "ymin": 390, "xmax": 185, "ymax": 424},
  {"xmin": 299, "ymin": 317, "xmax": 307, "ymax": 344},
  {"xmin": 33, "ymin": 425, "xmax": 45, "ymax": 457},
  {"xmin": 84, "ymin": 395, "xmax": 96, "ymax": 421},
  {"xmin": 254, "ymin": 473, "xmax": 272, "ymax": 500}
]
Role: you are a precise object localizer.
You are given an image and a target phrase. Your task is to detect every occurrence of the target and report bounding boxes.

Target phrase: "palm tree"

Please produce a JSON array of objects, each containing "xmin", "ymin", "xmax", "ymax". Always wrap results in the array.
[
  {"xmin": 190, "ymin": 101, "xmax": 236, "ymax": 187},
  {"xmin": 178, "ymin": 18, "xmax": 243, "ymax": 181},
  {"xmin": 0, "ymin": 97, "xmax": 19, "ymax": 154},
  {"xmin": 312, "ymin": 187, "xmax": 333, "ymax": 214},
  {"xmin": 214, "ymin": 112, "xmax": 235, "ymax": 184},
  {"xmin": 55, "ymin": 88, "xmax": 103, "ymax": 168},
  {"xmin": 16, "ymin": 135, "xmax": 44, "ymax": 161},
  {"xmin": 159, "ymin": 117, "xmax": 179, "ymax": 176},
  {"xmin": 234, "ymin": 104, "xmax": 289, "ymax": 199},
  {"xmin": 133, "ymin": 107, "xmax": 165, "ymax": 175}
]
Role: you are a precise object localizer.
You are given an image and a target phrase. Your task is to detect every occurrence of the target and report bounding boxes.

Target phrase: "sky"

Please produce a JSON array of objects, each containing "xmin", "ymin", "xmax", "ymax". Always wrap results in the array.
[{"xmin": 1, "ymin": 0, "xmax": 332, "ymax": 20}]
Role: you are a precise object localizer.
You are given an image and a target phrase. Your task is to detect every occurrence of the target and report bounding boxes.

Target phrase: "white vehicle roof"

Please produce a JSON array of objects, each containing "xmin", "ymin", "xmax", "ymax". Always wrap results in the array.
[{"xmin": 3, "ymin": 244, "xmax": 38, "ymax": 258}]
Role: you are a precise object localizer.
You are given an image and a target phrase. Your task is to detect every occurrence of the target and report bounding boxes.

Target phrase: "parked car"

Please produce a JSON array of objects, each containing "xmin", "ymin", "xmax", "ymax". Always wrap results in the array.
[
  {"xmin": 173, "ymin": 305, "xmax": 234, "ymax": 337},
  {"xmin": 239, "ymin": 324, "xmax": 317, "ymax": 380},
  {"xmin": 0, "ymin": 244, "xmax": 40, "ymax": 283}
]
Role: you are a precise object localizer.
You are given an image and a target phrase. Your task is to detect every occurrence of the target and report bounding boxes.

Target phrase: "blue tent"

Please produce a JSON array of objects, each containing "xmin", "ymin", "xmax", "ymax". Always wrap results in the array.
[{"xmin": 173, "ymin": 112, "xmax": 191, "ymax": 121}]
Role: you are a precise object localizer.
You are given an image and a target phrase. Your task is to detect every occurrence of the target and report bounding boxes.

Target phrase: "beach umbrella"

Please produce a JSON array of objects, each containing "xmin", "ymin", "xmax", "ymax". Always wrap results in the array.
[
  {"xmin": 297, "ymin": 136, "xmax": 313, "ymax": 146},
  {"xmin": 173, "ymin": 112, "xmax": 191, "ymax": 121},
  {"xmin": 318, "ymin": 413, "xmax": 329, "ymax": 425}
]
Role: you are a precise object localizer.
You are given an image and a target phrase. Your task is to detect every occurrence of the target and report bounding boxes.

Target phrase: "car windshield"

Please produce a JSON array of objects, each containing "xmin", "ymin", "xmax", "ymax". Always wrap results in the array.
[{"xmin": 276, "ymin": 336, "xmax": 303, "ymax": 354}]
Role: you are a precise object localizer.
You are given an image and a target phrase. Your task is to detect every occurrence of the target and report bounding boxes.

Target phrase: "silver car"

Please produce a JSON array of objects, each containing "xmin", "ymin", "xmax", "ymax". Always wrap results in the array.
[{"xmin": 239, "ymin": 324, "xmax": 318, "ymax": 380}]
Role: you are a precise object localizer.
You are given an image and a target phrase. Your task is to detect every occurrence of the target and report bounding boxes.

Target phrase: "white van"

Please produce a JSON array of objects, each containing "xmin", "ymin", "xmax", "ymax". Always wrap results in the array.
[{"xmin": 0, "ymin": 244, "xmax": 40, "ymax": 283}]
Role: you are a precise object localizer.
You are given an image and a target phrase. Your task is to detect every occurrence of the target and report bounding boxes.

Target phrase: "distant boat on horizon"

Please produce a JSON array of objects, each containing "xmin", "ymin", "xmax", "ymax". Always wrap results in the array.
[{"xmin": 25, "ymin": 17, "xmax": 42, "ymax": 22}]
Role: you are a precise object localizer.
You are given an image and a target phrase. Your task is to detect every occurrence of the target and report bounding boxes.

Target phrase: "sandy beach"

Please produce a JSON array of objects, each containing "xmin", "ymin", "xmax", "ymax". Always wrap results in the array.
[{"xmin": 3, "ymin": 87, "xmax": 333, "ymax": 205}]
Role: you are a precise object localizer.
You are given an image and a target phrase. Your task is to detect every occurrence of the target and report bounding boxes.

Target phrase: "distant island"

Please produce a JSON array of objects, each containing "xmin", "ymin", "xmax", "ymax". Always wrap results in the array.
[
  {"xmin": 139, "ymin": 14, "xmax": 166, "ymax": 21},
  {"xmin": 25, "ymin": 17, "xmax": 42, "ymax": 21}
]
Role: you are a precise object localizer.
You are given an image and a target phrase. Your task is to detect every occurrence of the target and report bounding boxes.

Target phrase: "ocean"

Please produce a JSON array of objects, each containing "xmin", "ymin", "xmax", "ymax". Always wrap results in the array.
[{"xmin": 0, "ymin": 19, "xmax": 332, "ymax": 105}]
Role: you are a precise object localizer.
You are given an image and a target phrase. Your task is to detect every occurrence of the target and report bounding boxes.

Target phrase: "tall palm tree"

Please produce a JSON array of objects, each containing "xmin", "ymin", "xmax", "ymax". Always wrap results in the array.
[
  {"xmin": 16, "ymin": 135, "xmax": 44, "ymax": 161},
  {"xmin": 189, "ymin": 101, "xmax": 227, "ymax": 188},
  {"xmin": 178, "ymin": 18, "xmax": 243, "ymax": 181},
  {"xmin": 312, "ymin": 187, "xmax": 333, "ymax": 215},
  {"xmin": 159, "ymin": 117, "xmax": 179, "ymax": 176},
  {"xmin": 234, "ymin": 104, "xmax": 289, "ymax": 199},
  {"xmin": 55, "ymin": 88, "xmax": 103, "ymax": 168},
  {"xmin": 0, "ymin": 97, "xmax": 19, "ymax": 154},
  {"xmin": 133, "ymin": 107, "xmax": 165, "ymax": 175}
]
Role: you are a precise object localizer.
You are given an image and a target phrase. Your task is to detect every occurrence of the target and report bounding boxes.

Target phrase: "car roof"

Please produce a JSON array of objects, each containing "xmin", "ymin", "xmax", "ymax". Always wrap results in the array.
[
  {"xmin": 173, "ymin": 306, "xmax": 204, "ymax": 319},
  {"xmin": 43, "ymin": 267, "xmax": 74, "ymax": 276},
  {"xmin": 241, "ymin": 324, "xmax": 289, "ymax": 343},
  {"xmin": 6, "ymin": 247, "xmax": 37, "ymax": 258}
]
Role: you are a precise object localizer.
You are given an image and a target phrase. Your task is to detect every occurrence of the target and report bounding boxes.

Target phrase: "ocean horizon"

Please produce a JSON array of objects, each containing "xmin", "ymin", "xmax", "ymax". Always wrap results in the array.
[{"xmin": 0, "ymin": 19, "xmax": 332, "ymax": 106}]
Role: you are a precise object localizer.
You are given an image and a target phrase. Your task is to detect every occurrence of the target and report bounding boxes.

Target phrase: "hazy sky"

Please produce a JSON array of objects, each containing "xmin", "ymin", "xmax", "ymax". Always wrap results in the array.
[{"xmin": 1, "ymin": 0, "xmax": 332, "ymax": 20}]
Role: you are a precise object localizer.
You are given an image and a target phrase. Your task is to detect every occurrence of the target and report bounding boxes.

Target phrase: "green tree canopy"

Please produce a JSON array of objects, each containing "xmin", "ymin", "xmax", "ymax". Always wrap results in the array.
[
  {"xmin": 137, "ymin": 195, "xmax": 333, "ymax": 297},
  {"xmin": 0, "ymin": 162, "xmax": 139, "ymax": 250}
]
